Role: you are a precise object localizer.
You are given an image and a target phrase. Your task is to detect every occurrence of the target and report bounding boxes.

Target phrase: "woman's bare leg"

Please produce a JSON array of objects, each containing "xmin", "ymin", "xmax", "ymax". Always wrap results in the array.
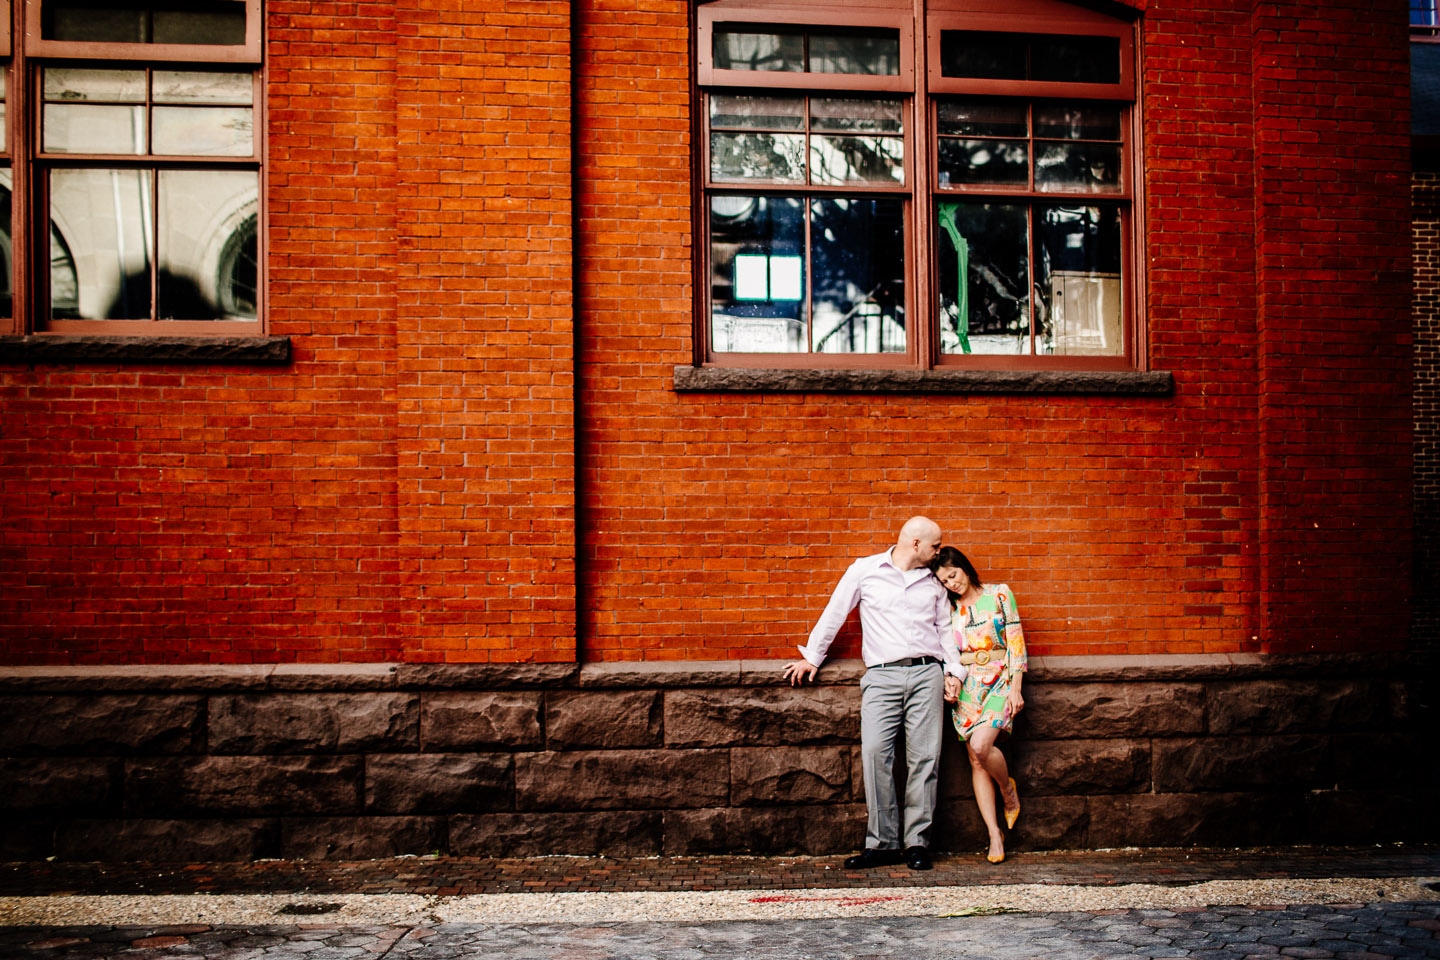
[{"xmin": 966, "ymin": 726, "xmax": 1018, "ymax": 860}]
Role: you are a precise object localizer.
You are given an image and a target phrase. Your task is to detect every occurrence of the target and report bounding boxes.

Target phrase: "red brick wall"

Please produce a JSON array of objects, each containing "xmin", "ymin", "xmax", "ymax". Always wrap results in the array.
[
  {"xmin": 0, "ymin": 0, "xmax": 1412, "ymax": 665},
  {"xmin": 1251, "ymin": 1, "xmax": 1413, "ymax": 652},
  {"xmin": 0, "ymin": 0, "xmax": 576, "ymax": 664}
]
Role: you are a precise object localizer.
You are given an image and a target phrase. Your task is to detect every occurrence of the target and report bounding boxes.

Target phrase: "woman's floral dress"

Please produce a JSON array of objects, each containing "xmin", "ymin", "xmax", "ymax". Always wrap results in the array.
[{"xmin": 948, "ymin": 583, "xmax": 1027, "ymax": 740}]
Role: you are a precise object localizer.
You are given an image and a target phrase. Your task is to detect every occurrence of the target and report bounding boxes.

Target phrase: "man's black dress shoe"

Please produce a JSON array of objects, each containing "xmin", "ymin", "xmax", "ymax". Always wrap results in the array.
[
  {"xmin": 905, "ymin": 845, "xmax": 933, "ymax": 870},
  {"xmin": 843, "ymin": 848, "xmax": 905, "ymax": 869}
]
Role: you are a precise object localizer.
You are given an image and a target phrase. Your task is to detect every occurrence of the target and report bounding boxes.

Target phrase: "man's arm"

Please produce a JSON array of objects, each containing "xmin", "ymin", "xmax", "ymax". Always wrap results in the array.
[{"xmin": 782, "ymin": 559, "xmax": 865, "ymax": 684}]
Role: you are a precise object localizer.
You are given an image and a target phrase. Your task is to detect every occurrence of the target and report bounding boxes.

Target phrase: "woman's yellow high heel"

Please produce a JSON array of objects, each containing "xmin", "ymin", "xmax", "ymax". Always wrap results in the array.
[{"xmin": 1004, "ymin": 777, "xmax": 1021, "ymax": 830}]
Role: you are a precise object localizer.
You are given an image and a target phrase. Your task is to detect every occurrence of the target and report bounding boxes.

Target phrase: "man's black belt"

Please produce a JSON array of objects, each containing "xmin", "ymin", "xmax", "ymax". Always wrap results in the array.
[{"xmin": 872, "ymin": 656, "xmax": 940, "ymax": 669}]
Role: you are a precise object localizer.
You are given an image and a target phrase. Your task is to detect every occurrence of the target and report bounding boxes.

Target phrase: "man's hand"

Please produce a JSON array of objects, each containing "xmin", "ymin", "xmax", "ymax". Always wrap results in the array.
[
  {"xmin": 944, "ymin": 674, "xmax": 962, "ymax": 703},
  {"xmin": 783, "ymin": 659, "xmax": 819, "ymax": 685}
]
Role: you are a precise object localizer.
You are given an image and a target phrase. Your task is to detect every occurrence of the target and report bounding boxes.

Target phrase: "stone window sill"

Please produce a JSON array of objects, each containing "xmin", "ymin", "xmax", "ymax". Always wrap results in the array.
[
  {"xmin": 673, "ymin": 365, "xmax": 1174, "ymax": 395},
  {"xmin": 0, "ymin": 335, "xmax": 292, "ymax": 366}
]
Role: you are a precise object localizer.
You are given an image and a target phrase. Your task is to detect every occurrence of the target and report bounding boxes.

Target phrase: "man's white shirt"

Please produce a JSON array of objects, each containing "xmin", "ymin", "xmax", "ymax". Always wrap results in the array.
[{"xmin": 797, "ymin": 549, "xmax": 962, "ymax": 675}]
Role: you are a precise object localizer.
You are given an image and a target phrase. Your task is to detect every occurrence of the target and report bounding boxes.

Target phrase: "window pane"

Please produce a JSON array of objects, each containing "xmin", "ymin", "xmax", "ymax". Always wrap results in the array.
[
  {"xmin": 937, "ymin": 139, "xmax": 1028, "ymax": 187},
  {"xmin": 1042, "ymin": 139, "xmax": 1117, "ymax": 192},
  {"xmin": 808, "ymin": 31, "xmax": 901, "ymax": 76},
  {"xmin": 937, "ymin": 202, "xmax": 1029, "ymax": 355},
  {"xmin": 154, "ymin": 71, "xmax": 253, "ymax": 104},
  {"xmin": 1032, "ymin": 35, "xmax": 1121, "ymax": 84},
  {"xmin": 937, "ymin": 101, "xmax": 1027, "ymax": 138},
  {"xmin": 44, "ymin": 5, "xmax": 148, "ymax": 42},
  {"xmin": 710, "ymin": 95, "xmax": 804, "ymax": 130},
  {"xmin": 811, "ymin": 136, "xmax": 903, "ymax": 185},
  {"xmin": 1036, "ymin": 141, "xmax": 1121, "ymax": 192},
  {"xmin": 710, "ymin": 195, "xmax": 806, "ymax": 352},
  {"xmin": 43, "ymin": 104, "xmax": 147, "ymax": 154},
  {"xmin": 43, "ymin": 1, "xmax": 247, "ymax": 45},
  {"xmin": 44, "ymin": 68, "xmax": 147, "ymax": 102},
  {"xmin": 810, "ymin": 98, "xmax": 902, "ymax": 134},
  {"xmin": 811, "ymin": 198, "xmax": 905, "ymax": 353},
  {"xmin": 714, "ymin": 30, "xmax": 804, "ymax": 72},
  {"xmin": 153, "ymin": 7, "xmax": 247, "ymax": 45},
  {"xmin": 711, "ymin": 132, "xmax": 806, "ymax": 182},
  {"xmin": 940, "ymin": 31, "xmax": 1027, "ymax": 80},
  {"xmin": 152, "ymin": 105, "xmax": 254, "ymax": 156},
  {"xmin": 158, "ymin": 169, "xmax": 259, "ymax": 319},
  {"xmin": 49, "ymin": 168, "xmax": 153, "ymax": 320},
  {"xmin": 1036, "ymin": 204, "xmax": 1122, "ymax": 356},
  {"xmin": 1034, "ymin": 103, "xmax": 1121, "ymax": 140},
  {"xmin": 0, "ymin": 181, "xmax": 12, "ymax": 318}
]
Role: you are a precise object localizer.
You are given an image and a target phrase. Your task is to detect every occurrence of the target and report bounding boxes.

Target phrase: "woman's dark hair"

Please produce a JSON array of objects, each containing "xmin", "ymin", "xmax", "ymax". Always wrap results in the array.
[{"xmin": 930, "ymin": 546, "xmax": 983, "ymax": 605}]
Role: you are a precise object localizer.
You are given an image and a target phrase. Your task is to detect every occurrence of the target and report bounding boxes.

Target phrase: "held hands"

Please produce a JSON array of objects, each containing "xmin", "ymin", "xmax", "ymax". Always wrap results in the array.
[
  {"xmin": 944, "ymin": 674, "xmax": 962, "ymax": 703},
  {"xmin": 782, "ymin": 659, "xmax": 819, "ymax": 685}
]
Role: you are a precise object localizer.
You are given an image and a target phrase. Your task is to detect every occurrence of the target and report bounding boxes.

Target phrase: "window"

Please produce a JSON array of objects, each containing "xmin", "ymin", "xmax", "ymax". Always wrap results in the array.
[
  {"xmin": 696, "ymin": 0, "xmax": 1138, "ymax": 370},
  {"xmin": 2, "ymin": 0, "xmax": 262, "ymax": 337}
]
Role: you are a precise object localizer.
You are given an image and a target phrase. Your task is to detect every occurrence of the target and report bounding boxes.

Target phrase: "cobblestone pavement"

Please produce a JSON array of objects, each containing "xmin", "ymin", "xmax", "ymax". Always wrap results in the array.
[
  {"xmin": 0, "ymin": 847, "xmax": 1436, "ymax": 959},
  {"xmin": 3, "ymin": 903, "xmax": 1439, "ymax": 960}
]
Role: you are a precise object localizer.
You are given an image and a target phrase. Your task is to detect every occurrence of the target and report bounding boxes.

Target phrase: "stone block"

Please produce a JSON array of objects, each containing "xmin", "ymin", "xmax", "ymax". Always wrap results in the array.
[
  {"xmin": 933, "ymin": 794, "xmax": 1088, "ymax": 854},
  {"xmin": 1010, "ymin": 738, "xmax": 1151, "ymax": 796},
  {"xmin": 421, "ymin": 692, "xmax": 543, "ymax": 751},
  {"xmin": 0, "ymin": 758, "xmax": 120, "ymax": 814},
  {"xmin": 0, "ymin": 820, "xmax": 55, "ymax": 859},
  {"xmin": 730, "ymin": 746, "xmax": 853, "ymax": 805},
  {"xmin": 1153, "ymin": 735, "xmax": 1331, "ymax": 792},
  {"xmin": 1021, "ymin": 682, "xmax": 1205, "ymax": 739},
  {"xmin": 124, "ymin": 756, "xmax": 363, "ymax": 816},
  {"xmin": 208, "ymin": 693, "xmax": 419, "ymax": 754},
  {"xmin": 663, "ymin": 805, "xmax": 866, "ymax": 856},
  {"xmin": 544, "ymin": 690, "xmax": 661, "ymax": 750},
  {"xmin": 56, "ymin": 819, "xmax": 280, "ymax": 861},
  {"xmin": 1304, "ymin": 789, "xmax": 1439, "ymax": 845},
  {"xmin": 516, "ymin": 749, "xmax": 729, "ymax": 811},
  {"xmin": 0, "ymin": 695, "xmax": 202, "ymax": 755},
  {"xmin": 1086, "ymin": 791, "xmax": 1307, "ymax": 848},
  {"xmin": 365, "ymin": 753, "xmax": 513, "ymax": 814},
  {"xmin": 281, "ymin": 817, "xmax": 446, "ymax": 859},
  {"xmin": 451, "ymin": 812, "xmax": 664, "ymax": 858},
  {"xmin": 396, "ymin": 663, "xmax": 578, "ymax": 689},
  {"xmin": 1206, "ymin": 678, "xmax": 1390, "ymax": 735},
  {"xmin": 665, "ymin": 686, "xmax": 859, "ymax": 748}
]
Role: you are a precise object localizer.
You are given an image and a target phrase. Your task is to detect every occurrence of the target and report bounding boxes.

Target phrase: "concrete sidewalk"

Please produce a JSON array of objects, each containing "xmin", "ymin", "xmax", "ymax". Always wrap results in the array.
[{"xmin": 1, "ymin": 846, "xmax": 1437, "ymax": 958}]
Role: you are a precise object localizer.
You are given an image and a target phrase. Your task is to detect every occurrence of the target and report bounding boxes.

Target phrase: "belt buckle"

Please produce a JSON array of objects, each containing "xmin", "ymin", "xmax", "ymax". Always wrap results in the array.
[{"xmin": 973, "ymin": 650, "xmax": 991, "ymax": 665}]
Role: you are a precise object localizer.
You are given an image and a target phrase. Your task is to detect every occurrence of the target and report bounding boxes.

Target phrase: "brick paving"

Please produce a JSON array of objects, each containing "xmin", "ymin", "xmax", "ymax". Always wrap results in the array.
[
  {"xmin": 2, "ymin": 845, "xmax": 1437, "ymax": 897},
  {"xmin": 0, "ymin": 847, "xmax": 1436, "ymax": 959}
]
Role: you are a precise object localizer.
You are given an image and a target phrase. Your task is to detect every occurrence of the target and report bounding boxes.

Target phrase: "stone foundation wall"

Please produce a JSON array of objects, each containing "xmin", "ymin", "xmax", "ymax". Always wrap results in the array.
[{"xmin": 0, "ymin": 655, "xmax": 1433, "ymax": 862}]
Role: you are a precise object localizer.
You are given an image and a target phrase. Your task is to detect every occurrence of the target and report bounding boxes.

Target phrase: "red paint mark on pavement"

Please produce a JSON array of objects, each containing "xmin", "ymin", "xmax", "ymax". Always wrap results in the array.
[{"xmin": 749, "ymin": 895, "xmax": 907, "ymax": 906}]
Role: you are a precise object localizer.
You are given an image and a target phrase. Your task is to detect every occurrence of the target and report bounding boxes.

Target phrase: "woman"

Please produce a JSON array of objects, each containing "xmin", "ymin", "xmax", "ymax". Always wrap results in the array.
[{"xmin": 931, "ymin": 546, "xmax": 1027, "ymax": 864}]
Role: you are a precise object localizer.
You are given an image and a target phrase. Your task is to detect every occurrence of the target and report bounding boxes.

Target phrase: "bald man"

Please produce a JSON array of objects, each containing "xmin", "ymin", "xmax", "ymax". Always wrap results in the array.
[{"xmin": 783, "ymin": 516, "xmax": 964, "ymax": 871}]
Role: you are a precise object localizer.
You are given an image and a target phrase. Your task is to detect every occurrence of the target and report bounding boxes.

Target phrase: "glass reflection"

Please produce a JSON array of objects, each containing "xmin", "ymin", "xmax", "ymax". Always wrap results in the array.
[
  {"xmin": 0, "ymin": 182, "xmax": 12, "ymax": 318},
  {"xmin": 154, "ymin": 71, "xmax": 253, "ymax": 104},
  {"xmin": 158, "ymin": 169, "xmax": 258, "ymax": 319},
  {"xmin": 710, "ymin": 195, "xmax": 806, "ymax": 352},
  {"xmin": 937, "ymin": 101, "xmax": 1027, "ymax": 138},
  {"xmin": 940, "ymin": 32, "xmax": 1027, "ymax": 79},
  {"xmin": 1035, "ymin": 205, "xmax": 1122, "ymax": 355},
  {"xmin": 153, "ymin": 105, "xmax": 253, "ymax": 156},
  {"xmin": 811, "ymin": 198, "xmax": 905, "ymax": 353},
  {"xmin": 811, "ymin": 135, "xmax": 903, "ymax": 184},
  {"xmin": 44, "ymin": 68, "xmax": 147, "ymax": 101},
  {"xmin": 710, "ymin": 95, "xmax": 804, "ymax": 130},
  {"xmin": 937, "ymin": 202, "xmax": 1029, "ymax": 355},
  {"xmin": 50, "ymin": 168, "xmax": 153, "ymax": 319},
  {"xmin": 808, "ymin": 32, "xmax": 901, "ymax": 75},
  {"xmin": 711, "ymin": 132, "xmax": 806, "ymax": 182},
  {"xmin": 1035, "ymin": 141, "xmax": 1120, "ymax": 192},
  {"xmin": 811, "ymin": 98, "xmax": 902, "ymax": 133},
  {"xmin": 44, "ymin": 104, "xmax": 147, "ymax": 154},
  {"xmin": 937, "ymin": 139, "xmax": 1028, "ymax": 187},
  {"xmin": 714, "ymin": 31, "xmax": 804, "ymax": 72}
]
